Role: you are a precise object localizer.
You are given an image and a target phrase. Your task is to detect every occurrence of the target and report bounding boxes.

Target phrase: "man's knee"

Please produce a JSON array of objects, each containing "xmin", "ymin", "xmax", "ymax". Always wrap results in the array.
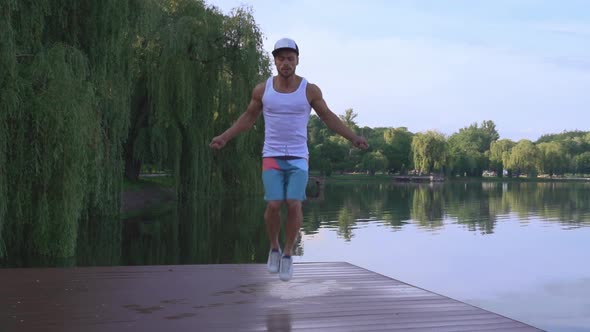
[
  {"xmin": 285, "ymin": 200, "xmax": 302, "ymax": 213},
  {"xmin": 265, "ymin": 201, "xmax": 283, "ymax": 215}
]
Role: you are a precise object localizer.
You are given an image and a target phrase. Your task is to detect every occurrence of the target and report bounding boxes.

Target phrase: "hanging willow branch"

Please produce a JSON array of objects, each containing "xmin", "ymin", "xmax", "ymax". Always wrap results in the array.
[
  {"xmin": 0, "ymin": 1, "xmax": 16, "ymax": 258},
  {"xmin": 2, "ymin": 0, "xmax": 135, "ymax": 259},
  {"xmin": 2, "ymin": 0, "xmax": 271, "ymax": 261}
]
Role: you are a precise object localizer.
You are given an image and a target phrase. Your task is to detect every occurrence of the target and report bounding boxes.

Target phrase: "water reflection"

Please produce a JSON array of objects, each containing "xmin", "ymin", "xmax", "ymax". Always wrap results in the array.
[
  {"xmin": 411, "ymin": 185, "xmax": 444, "ymax": 229},
  {"xmin": 301, "ymin": 181, "xmax": 590, "ymax": 240},
  {"xmin": 337, "ymin": 205, "xmax": 355, "ymax": 241},
  {"xmin": 2, "ymin": 217, "xmax": 122, "ymax": 267},
  {"xmin": 3, "ymin": 181, "xmax": 590, "ymax": 268},
  {"xmin": 121, "ymin": 196, "xmax": 269, "ymax": 266},
  {"xmin": 297, "ymin": 181, "xmax": 590, "ymax": 332}
]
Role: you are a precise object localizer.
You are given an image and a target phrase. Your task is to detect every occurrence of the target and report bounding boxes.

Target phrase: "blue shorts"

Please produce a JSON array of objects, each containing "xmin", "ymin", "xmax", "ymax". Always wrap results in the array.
[{"xmin": 262, "ymin": 157, "xmax": 308, "ymax": 201}]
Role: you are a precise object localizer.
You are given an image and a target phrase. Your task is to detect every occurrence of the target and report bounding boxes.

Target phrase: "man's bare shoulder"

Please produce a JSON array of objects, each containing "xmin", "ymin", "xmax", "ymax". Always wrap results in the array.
[
  {"xmin": 252, "ymin": 81, "xmax": 267, "ymax": 100},
  {"xmin": 306, "ymin": 82, "xmax": 321, "ymax": 93},
  {"xmin": 306, "ymin": 82, "xmax": 323, "ymax": 102}
]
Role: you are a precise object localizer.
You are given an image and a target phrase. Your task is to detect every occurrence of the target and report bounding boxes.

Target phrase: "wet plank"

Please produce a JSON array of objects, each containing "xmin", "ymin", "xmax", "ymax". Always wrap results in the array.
[{"xmin": 0, "ymin": 262, "xmax": 543, "ymax": 331}]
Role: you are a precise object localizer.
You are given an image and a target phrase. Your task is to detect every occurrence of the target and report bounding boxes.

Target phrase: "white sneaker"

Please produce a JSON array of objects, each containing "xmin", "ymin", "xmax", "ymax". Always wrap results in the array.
[
  {"xmin": 279, "ymin": 256, "xmax": 293, "ymax": 281},
  {"xmin": 267, "ymin": 249, "xmax": 281, "ymax": 273}
]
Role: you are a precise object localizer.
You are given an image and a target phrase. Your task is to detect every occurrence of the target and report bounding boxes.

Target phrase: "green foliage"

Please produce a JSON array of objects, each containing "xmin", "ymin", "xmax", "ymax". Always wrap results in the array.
[
  {"xmin": 339, "ymin": 108, "xmax": 359, "ymax": 132},
  {"xmin": 382, "ymin": 127, "xmax": 413, "ymax": 173},
  {"xmin": 574, "ymin": 152, "xmax": 590, "ymax": 174},
  {"xmin": 121, "ymin": 2, "xmax": 271, "ymax": 226},
  {"xmin": 310, "ymin": 140, "xmax": 349, "ymax": 175},
  {"xmin": 537, "ymin": 131, "xmax": 590, "ymax": 158},
  {"xmin": 309, "ymin": 112, "xmax": 406, "ymax": 175},
  {"xmin": 0, "ymin": 1, "xmax": 16, "ymax": 257},
  {"xmin": 365, "ymin": 127, "xmax": 386, "ymax": 149},
  {"xmin": 307, "ymin": 115, "xmax": 327, "ymax": 146},
  {"xmin": 489, "ymin": 139, "xmax": 515, "ymax": 175},
  {"xmin": 447, "ymin": 133, "xmax": 481, "ymax": 176},
  {"xmin": 446, "ymin": 121, "xmax": 499, "ymax": 177},
  {"xmin": 1, "ymin": 0, "xmax": 271, "ymax": 260},
  {"xmin": 411, "ymin": 186, "xmax": 444, "ymax": 227},
  {"xmin": 536, "ymin": 130, "xmax": 590, "ymax": 144},
  {"xmin": 129, "ymin": 0, "xmax": 271, "ymax": 199},
  {"xmin": 506, "ymin": 140, "xmax": 541, "ymax": 177},
  {"xmin": 22, "ymin": 46, "xmax": 95, "ymax": 257},
  {"xmin": 1, "ymin": 0, "xmax": 136, "ymax": 259},
  {"xmin": 309, "ymin": 109, "xmax": 375, "ymax": 174},
  {"xmin": 538, "ymin": 142, "xmax": 568, "ymax": 176},
  {"xmin": 361, "ymin": 151, "xmax": 388, "ymax": 175},
  {"xmin": 411, "ymin": 130, "xmax": 447, "ymax": 174},
  {"xmin": 6, "ymin": 40, "xmax": 89, "ymax": 257},
  {"xmin": 479, "ymin": 120, "xmax": 500, "ymax": 150}
]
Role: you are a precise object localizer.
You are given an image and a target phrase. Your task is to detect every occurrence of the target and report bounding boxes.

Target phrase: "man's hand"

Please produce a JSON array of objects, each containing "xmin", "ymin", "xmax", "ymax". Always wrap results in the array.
[
  {"xmin": 209, "ymin": 136, "xmax": 226, "ymax": 150},
  {"xmin": 352, "ymin": 136, "xmax": 369, "ymax": 150}
]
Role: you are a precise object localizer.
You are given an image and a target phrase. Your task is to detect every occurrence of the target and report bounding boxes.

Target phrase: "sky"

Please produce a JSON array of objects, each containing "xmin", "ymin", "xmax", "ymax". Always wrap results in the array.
[{"xmin": 208, "ymin": 0, "xmax": 590, "ymax": 141}]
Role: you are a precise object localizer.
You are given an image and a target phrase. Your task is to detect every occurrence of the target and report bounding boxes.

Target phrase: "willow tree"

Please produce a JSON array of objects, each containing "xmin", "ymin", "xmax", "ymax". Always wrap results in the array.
[
  {"xmin": 214, "ymin": 6, "xmax": 272, "ymax": 196},
  {"xmin": 70, "ymin": 0, "xmax": 137, "ymax": 220},
  {"xmin": 2, "ymin": 0, "xmax": 138, "ymax": 259},
  {"xmin": 138, "ymin": 1, "xmax": 270, "ymax": 223},
  {"xmin": 506, "ymin": 140, "xmax": 541, "ymax": 177},
  {"xmin": 411, "ymin": 130, "xmax": 447, "ymax": 174},
  {"xmin": 538, "ymin": 141, "xmax": 567, "ymax": 176},
  {"xmin": 0, "ymin": 1, "xmax": 16, "ymax": 257},
  {"xmin": 489, "ymin": 139, "xmax": 515, "ymax": 177},
  {"xmin": 2, "ymin": 0, "xmax": 270, "ymax": 261}
]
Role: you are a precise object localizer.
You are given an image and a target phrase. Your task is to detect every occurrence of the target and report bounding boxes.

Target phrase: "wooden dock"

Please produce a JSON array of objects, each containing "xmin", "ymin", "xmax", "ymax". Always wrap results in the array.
[{"xmin": 1, "ymin": 262, "xmax": 542, "ymax": 331}]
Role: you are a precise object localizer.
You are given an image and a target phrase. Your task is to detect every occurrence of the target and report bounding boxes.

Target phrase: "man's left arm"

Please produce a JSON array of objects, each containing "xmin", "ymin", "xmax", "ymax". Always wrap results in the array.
[{"xmin": 308, "ymin": 83, "xmax": 369, "ymax": 149}]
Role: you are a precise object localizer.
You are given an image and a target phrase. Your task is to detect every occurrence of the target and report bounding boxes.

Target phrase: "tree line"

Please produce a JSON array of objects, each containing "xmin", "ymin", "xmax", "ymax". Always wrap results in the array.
[
  {"xmin": 1, "ymin": 0, "xmax": 270, "ymax": 259},
  {"xmin": 309, "ymin": 111, "xmax": 590, "ymax": 178}
]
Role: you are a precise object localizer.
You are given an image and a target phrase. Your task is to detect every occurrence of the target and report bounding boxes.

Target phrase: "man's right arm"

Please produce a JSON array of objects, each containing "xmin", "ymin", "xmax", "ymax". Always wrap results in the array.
[{"xmin": 209, "ymin": 82, "xmax": 265, "ymax": 149}]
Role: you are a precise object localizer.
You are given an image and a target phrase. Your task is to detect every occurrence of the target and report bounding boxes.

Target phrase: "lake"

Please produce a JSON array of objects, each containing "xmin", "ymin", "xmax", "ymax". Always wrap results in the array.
[
  {"xmin": 5, "ymin": 180, "xmax": 590, "ymax": 331},
  {"xmin": 297, "ymin": 181, "xmax": 590, "ymax": 332}
]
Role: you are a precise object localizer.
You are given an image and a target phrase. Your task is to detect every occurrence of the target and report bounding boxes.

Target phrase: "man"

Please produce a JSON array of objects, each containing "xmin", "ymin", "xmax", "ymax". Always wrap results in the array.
[{"xmin": 209, "ymin": 38, "xmax": 368, "ymax": 281}]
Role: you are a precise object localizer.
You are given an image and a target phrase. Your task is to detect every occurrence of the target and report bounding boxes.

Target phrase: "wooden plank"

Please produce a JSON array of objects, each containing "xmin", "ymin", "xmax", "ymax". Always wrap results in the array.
[{"xmin": 0, "ymin": 262, "xmax": 543, "ymax": 331}]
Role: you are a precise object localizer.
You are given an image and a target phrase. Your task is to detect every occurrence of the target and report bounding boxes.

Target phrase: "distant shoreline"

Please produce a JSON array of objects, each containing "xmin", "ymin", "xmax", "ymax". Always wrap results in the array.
[
  {"xmin": 120, "ymin": 173, "xmax": 589, "ymax": 215},
  {"xmin": 316, "ymin": 173, "xmax": 590, "ymax": 184}
]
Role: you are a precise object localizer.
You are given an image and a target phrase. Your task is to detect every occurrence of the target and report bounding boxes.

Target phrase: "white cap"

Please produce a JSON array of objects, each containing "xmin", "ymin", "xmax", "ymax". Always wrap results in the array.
[{"xmin": 272, "ymin": 38, "xmax": 299, "ymax": 56}]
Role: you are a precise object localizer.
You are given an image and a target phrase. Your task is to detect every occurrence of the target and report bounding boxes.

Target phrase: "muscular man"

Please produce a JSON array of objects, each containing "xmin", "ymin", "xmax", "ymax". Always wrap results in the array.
[{"xmin": 210, "ymin": 38, "xmax": 368, "ymax": 281}]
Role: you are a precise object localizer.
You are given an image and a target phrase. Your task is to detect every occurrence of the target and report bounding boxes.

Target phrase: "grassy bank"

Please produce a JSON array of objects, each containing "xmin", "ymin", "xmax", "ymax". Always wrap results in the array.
[
  {"xmin": 121, "ymin": 175, "xmax": 176, "ymax": 219},
  {"xmin": 311, "ymin": 172, "xmax": 590, "ymax": 184}
]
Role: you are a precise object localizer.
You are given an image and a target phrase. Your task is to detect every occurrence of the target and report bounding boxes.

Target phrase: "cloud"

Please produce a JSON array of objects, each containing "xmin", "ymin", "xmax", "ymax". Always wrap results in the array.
[{"xmin": 536, "ymin": 22, "xmax": 590, "ymax": 37}]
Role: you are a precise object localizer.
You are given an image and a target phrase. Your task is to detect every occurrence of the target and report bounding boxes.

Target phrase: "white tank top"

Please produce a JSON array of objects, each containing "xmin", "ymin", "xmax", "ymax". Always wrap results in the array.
[{"xmin": 261, "ymin": 76, "xmax": 312, "ymax": 158}]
